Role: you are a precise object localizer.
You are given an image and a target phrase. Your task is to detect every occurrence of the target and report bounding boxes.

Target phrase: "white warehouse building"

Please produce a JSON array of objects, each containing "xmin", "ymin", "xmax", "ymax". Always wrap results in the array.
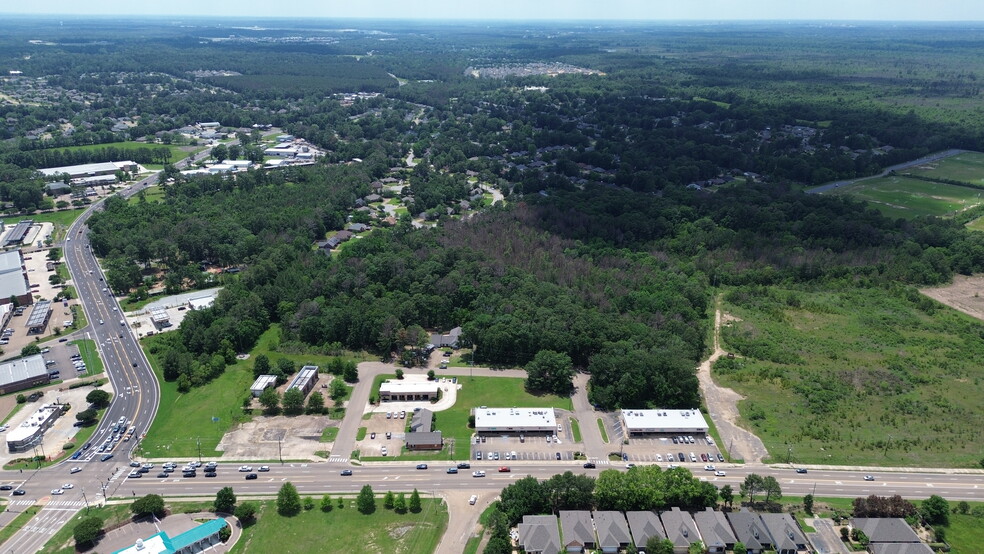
[
  {"xmin": 474, "ymin": 407, "xmax": 556, "ymax": 434},
  {"xmin": 620, "ymin": 409, "xmax": 709, "ymax": 435}
]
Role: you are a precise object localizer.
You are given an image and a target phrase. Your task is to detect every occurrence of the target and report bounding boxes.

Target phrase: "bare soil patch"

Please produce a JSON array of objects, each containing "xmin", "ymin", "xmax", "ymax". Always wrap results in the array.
[{"xmin": 921, "ymin": 274, "xmax": 984, "ymax": 321}]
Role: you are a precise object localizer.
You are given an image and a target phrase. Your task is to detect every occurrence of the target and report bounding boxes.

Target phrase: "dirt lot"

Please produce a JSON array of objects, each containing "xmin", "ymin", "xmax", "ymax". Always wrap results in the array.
[
  {"xmin": 215, "ymin": 414, "xmax": 333, "ymax": 460},
  {"xmin": 921, "ymin": 274, "xmax": 984, "ymax": 321}
]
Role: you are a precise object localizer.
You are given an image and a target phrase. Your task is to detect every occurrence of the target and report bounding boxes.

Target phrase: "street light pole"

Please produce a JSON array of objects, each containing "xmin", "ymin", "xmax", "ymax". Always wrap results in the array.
[
  {"xmin": 81, "ymin": 487, "xmax": 90, "ymax": 513},
  {"xmin": 278, "ymin": 437, "xmax": 283, "ymax": 465},
  {"xmin": 197, "ymin": 437, "xmax": 202, "ymax": 463}
]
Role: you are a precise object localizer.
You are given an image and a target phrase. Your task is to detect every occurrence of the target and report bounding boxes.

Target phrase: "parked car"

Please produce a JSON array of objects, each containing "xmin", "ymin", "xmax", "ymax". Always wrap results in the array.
[{"xmin": 469, "ymin": 495, "xmax": 478, "ymax": 505}]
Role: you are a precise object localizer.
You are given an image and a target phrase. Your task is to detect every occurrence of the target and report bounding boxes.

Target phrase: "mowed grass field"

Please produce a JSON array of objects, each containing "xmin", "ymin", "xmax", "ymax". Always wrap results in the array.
[
  {"xmin": 140, "ymin": 324, "xmax": 371, "ymax": 458},
  {"xmin": 230, "ymin": 498, "xmax": 447, "ymax": 554},
  {"xmin": 716, "ymin": 286, "xmax": 984, "ymax": 467},
  {"xmin": 126, "ymin": 185, "xmax": 167, "ymax": 204},
  {"xmin": 1, "ymin": 209, "xmax": 86, "ymax": 228},
  {"xmin": 901, "ymin": 151, "xmax": 984, "ymax": 184},
  {"xmin": 830, "ymin": 175, "xmax": 984, "ymax": 218},
  {"xmin": 44, "ymin": 141, "xmax": 198, "ymax": 163}
]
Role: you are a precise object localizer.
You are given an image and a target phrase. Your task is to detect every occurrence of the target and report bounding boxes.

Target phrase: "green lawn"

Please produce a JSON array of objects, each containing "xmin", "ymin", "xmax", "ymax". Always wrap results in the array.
[
  {"xmin": 717, "ymin": 286, "xmax": 984, "ymax": 467},
  {"xmin": 1, "ymin": 209, "xmax": 86, "ymax": 228},
  {"xmin": 42, "ymin": 141, "xmax": 197, "ymax": 164},
  {"xmin": 73, "ymin": 339, "xmax": 104, "ymax": 376},
  {"xmin": 439, "ymin": 375, "xmax": 572, "ymax": 452},
  {"xmin": 901, "ymin": 151, "xmax": 984, "ymax": 184},
  {"xmin": 0, "ymin": 505, "xmax": 40, "ymax": 547},
  {"xmin": 323, "ymin": 427, "xmax": 341, "ymax": 442},
  {"xmin": 126, "ymin": 185, "xmax": 167, "ymax": 205},
  {"xmin": 596, "ymin": 418, "xmax": 609, "ymax": 443},
  {"xmin": 140, "ymin": 324, "xmax": 368, "ymax": 458},
  {"xmin": 946, "ymin": 513, "xmax": 984, "ymax": 554},
  {"xmin": 570, "ymin": 418, "xmax": 582, "ymax": 442},
  {"xmin": 39, "ymin": 502, "xmax": 204, "ymax": 554},
  {"xmin": 829, "ymin": 175, "xmax": 984, "ymax": 218},
  {"xmin": 229, "ymin": 498, "xmax": 447, "ymax": 554},
  {"xmin": 966, "ymin": 216, "xmax": 984, "ymax": 231}
]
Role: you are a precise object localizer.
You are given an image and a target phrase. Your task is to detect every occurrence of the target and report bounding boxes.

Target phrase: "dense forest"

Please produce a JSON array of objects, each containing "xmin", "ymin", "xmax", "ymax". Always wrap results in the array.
[{"xmin": 7, "ymin": 18, "xmax": 984, "ymax": 412}]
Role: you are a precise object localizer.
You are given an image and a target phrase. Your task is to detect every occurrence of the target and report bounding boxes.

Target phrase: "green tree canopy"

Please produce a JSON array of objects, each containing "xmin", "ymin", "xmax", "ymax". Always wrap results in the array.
[
  {"xmin": 282, "ymin": 387, "xmax": 305, "ymax": 415},
  {"xmin": 646, "ymin": 537, "xmax": 675, "ymax": 554},
  {"xmin": 525, "ymin": 350, "xmax": 575, "ymax": 396},
  {"xmin": 21, "ymin": 343, "xmax": 41, "ymax": 356},
  {"xmin": 214, "ymin": 486, "xmax": 237, "ymax": 514},
  {"xmin": 253, "ymin": 354, "xmax": 271, "ymax": 378},
  {"xmin": 235, "ymin": 501, "xmax": 257, "ymax": 523},
  {"xmin": 922, "ymin": 495, "xmax": 950, "ymax": 526},
  {"xmin": 75, "ymin": 408, "xmax": 98, "ymax": 426},
  {"xmin": 73, "ymin": 515, "xmax": 104, "ymax": 547},
  {"xmin": 277, "ymin": 482, "xmax": 301, "ymax": 516},
  {"xmin": 258, "ymin": 386, "xmax": 280, "ymax": 414},
  {"xmin": 131, "ymin": 494, "xmax": 165, "ymax": 518},
  {"xmin": 358, "ymin": 484, "xmax": 377, "ymax": 514},
  {"xmin": 409, "ymin": 489, "xmax": 421, "ymax": 513},
  {"xmin": 86, "ymin": 389, "xmax": 112, "ymax": 409}
]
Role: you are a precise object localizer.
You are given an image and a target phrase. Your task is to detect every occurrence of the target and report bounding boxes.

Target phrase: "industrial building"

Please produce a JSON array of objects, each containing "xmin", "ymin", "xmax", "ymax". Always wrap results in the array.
[
  {"xmin": 474, "ymin": 407, "xmax": 556, "ymax": 434},
  {"xmin": 26, "ymin": 300, "xmax": 52, "ymax": 334},
  {"xmin": 7, "ymin": 403, "xmax": 61, "ymax": 452},
  {"xmin": 0, "ymin": 354, "xmax": 49, "ymax": 395},
  {"xmin": 0, "ymin": 250, "xmax": 32, "ymax": 306},
  {"xmin": 250, "ymin": 375, "xmax": 277, "ymax": 397},
  {"xmin": 620, "ymin": 409, "xmax": 709, "ymax": 435},
  {"xmin": 187, "ymin": 296, "xmax": 215, "ymax": 310},
  {"xmin": 286, "ymin": 366, "xmax": 319, "ymax": 396},
  {"xmin": 379, "ymin": 380, "xmax": 440, "ymax": 402},
  {"xmin": 38, "ymin": 160, "xmax": 138, "ymax": 181},
  {"xmin": 151, "ymin": 307, "xmax": 171, "ymax": 329}
]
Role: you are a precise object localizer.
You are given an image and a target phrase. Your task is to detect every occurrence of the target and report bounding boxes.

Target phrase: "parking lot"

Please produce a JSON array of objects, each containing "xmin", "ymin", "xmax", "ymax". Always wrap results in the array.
[
  {"xmin": 359, "ymin": 410, "xmax": 412, "ymax": 457},
  {"xmin": 470, "ymin": 414, "xmax": 578, "ymax": 462},
  {"xmin": 618, "ymin": 433, "xmax": 724, "ymax": 464}
]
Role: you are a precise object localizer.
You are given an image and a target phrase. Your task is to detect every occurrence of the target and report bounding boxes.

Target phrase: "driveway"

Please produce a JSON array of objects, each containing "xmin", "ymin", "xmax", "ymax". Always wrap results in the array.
[{"xmin": 807, "ymin": 518, "xmax": 851, "ymax": 554}]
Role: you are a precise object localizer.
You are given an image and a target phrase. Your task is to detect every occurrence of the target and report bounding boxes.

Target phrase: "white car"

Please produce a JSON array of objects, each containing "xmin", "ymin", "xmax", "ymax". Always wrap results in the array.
[
  {"xmin": 704, "ymin": 465, "xmax": 715, "ymax": 471},
  {"xmin": 715, "ymin": 471, "xmax": 727, "ymax": 477},
  {"xmin": 469, "ymin": 494, "xmax": 478, "ymax": 505},
  {"xmin": 51, "ymin": 488, "xmax": 64, "ymax": 495},
  {"xmin": 655, "ymin": 454, "xmax": 662, "ymax": 462},
  {"xmin": 62, "ymin": 483, "xmax": 74, "ymax": 489},
  {"xmin": 238, "ymin": 465, "xmax": 252, "ymax": 472},
  {"xmin": 70, "ymin": 467, "xmax": 82, "ymax": 474},
  {"xmin": 472, "ymin": 471, "xmax": 486, "ymax": 478},
  {"xmin": 258, "ymin": 466, "xmax": 270, "ymax": 472}
]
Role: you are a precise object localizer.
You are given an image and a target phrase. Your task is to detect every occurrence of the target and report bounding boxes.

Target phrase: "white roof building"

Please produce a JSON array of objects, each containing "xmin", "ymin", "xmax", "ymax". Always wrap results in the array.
[
  {"xmin": 250, "ymin": 375, "xmax": 277, "ymax": 397},
  {"xmin": 379, "ymin": 380, "xmax": 440, "ymax": 401},
  {"xmin": 0, "ymin": 250, "xmax": 29, "ymax": 299},
  {"xmin": 188, "ymin": 296, "xmax": 214, "ymax": 310},
  {"xmin": 0, "ymin": 354, "xmax": 48, "ymax": 389},
  {"xmin": 621, "ymin": 409, "xmax": 708, "ymax": 434},
  {"xmin": 7, "ymin": 403, "xmax": 61, "ymax": 451},
  {"xmin": 474, "ymin": 407, "xmax": 556, "ymax": 433},
  {"xmin": 38, "ymin": 161, "xmax": 137, "ymax": 179}
]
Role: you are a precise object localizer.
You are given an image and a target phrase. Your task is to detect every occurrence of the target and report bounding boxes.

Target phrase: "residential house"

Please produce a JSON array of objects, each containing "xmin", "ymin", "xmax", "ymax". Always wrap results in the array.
[
  {"xmin": 760, "ymin": 513, "xmax": 807, "ymax": 554},
  {"xmin": 626, "ymin": 511, "xmax": 666, "ymax": 550},
  {"xmin": 559, "ymin": 510, "xmax": 595, "ymax": 553},
  {"xmin": 346, "ymin": 223, "xmax": 370, "ymax": 233},
  {"xmin": 870, "ymin": 544, "xmax": 934, "ymax": 554},
  {"xmin": 518, "ymin": 515, "xmax": 562, "ymax": 554},
  {"xmin": 726, "ymin": 509, "xmax": 769, "ymax": 554},
  {"xmin": 404, "ymin": 431, "xmax": 443, "ymax": 451},
  {"xmin": 693, "ymin": 507, "xmax": 736, "ymax": 553},
  {"xmin": 659, "ymin": 507, "xmax": 701, "ymax": 554},
  {"xmin": 851, "ymin": 518, "xmax": 922, "ymax": 545},
  {"xmin": 593, "ymin": 511, "xmax": 631, "ymax": 554},
  {"xmin": 429, "ymin": 327, "xmax": 462, "ymax": 348}
]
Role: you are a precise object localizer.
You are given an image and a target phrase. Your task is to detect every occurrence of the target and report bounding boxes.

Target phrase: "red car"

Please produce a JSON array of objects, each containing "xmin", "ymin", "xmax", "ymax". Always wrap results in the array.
[{"xmin": 498, "ymin": 466, "xmax": 510, "ymax": 473}]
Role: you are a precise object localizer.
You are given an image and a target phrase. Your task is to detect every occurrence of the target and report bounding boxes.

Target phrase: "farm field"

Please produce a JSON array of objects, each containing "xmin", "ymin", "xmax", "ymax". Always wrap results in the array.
[
  {"xmin": 715, "ymin": 286, "xmax": 984, "ymax": 467},
  {"xmin": 830, "ymin": 175, "xmax": 984, "ymax": 219},
  {"xmin": 229, "ymin": 498, "xmax": 447, "ymax": 554}
]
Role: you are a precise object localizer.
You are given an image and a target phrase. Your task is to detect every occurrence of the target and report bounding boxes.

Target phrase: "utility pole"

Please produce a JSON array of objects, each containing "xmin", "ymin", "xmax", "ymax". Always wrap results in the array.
[
  {"xmin": 278, "ymin": 437, "xmax": 283, "ymax": 465},
  {"xmin": 81, "ymin": 487, "xmax": 90, "ymax": 513},
  {"xmin": 786, "ymin": 445, "xmax": 792, "ymax": 465},
  {"xmin": 197, "ymin": 437, "xmax": 202, "ymax": 463}
]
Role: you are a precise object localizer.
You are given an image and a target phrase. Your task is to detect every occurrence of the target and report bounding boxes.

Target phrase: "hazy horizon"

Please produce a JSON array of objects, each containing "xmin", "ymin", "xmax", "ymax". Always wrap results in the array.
[{"xmin": 2, "ymin": 0, "xmax": 983, "ymax": 22}]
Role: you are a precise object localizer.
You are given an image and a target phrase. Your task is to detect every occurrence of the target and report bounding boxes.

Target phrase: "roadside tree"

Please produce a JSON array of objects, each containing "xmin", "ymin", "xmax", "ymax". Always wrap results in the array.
[
  {"xmin": 358, "ymin": 484, "xmax": 377, "ymax": 514},
  {"xmin": 73, "ymin": 515, "xmax": 104, "ymax": 547},
  {"xmin": 235, "ymin": 501, "xmax": 257, "ymax": 523},
  {"xmin": 395, "ymin": 492, "xmax": 407, "ymax": 514},
  {"xmin": 86, "ymin": 389, "xmax": 111, "ymax": 409},
  {"xmin": 409, "ymin": 489, "xmax": 421, "ymax": 513},
  {"xmin": 277, "ymin": 482, "xmax": 301, "ymax": 516},
  {"xmin": 921, "ymin": 495, "xmax": 950, "ymax": 526},
  {"xmin": 720, "ymin": 484, "xmax": 734, "ymax": 508},
  {"xmin": 525, "ymin": 350, "xmax": 574, "ymax": 396},
  {"xmin": 214, "ymin": 486, "xmax": 236, "ymax": 514},
  {"xmin": 76, "ymin": 408, "xmax": 98, "ymax": 426},
  {"xmin": 320, "ymin": 494, "xmax": 333, "ymax": 512},
  {"xmin": 131, "ymin": 494, "xmax": 165, "ymax": 518},
  {"xmin": 306, "ymin": 391, "xmax": 325, "ymax": 414}
]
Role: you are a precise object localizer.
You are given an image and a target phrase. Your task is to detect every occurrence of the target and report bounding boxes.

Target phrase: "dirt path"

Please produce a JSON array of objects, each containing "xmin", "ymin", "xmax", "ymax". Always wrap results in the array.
[{"xmin": 697, "ymin": 298, "xmax": 770, "ymax": 463}]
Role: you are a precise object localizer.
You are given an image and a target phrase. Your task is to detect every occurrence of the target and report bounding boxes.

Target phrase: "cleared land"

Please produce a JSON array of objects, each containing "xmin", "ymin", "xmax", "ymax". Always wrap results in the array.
[
  {"xmin": 230, "ymin": 498, "xmax": 447, "ymax": 554},
  {"xmin": 140, "ymin": 324, "xmax": 368, "ymax": 458},
  {"xmin": 920, "ymin": 274, "xmax": 984, "ymax": 322},
  {"xmin": 1, "ymin": 209, "xmax": 85, "ymax": 228},
  {"xmin": 43, "ymin": 141, "xmax": 196, "ymax": 163},
  {"xmin": 830, "ymin": 175, "xmax": 983, "ymax": 218},
  {"xmin": 716, "ymin": 286, "xmax": 984, "ymax": 467}
]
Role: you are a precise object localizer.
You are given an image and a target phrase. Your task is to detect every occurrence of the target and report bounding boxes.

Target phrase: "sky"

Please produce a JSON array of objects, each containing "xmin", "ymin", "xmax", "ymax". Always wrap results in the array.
[{"xmin": 3, "ymin": 0, "xmax": 983, "ymax": 21}]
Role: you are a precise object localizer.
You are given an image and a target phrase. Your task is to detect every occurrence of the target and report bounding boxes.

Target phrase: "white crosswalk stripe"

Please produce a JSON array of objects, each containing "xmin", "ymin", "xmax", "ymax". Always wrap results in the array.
[{"xmin": 327, "ymin": 456, "xmax": 349, "ymax": 463}]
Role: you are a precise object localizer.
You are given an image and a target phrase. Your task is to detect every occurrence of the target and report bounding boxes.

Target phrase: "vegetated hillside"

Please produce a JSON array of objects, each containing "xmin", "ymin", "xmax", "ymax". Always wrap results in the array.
[{"xmin": 716, "ymin": 285, "xmax": 984, "ymax": 467}]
